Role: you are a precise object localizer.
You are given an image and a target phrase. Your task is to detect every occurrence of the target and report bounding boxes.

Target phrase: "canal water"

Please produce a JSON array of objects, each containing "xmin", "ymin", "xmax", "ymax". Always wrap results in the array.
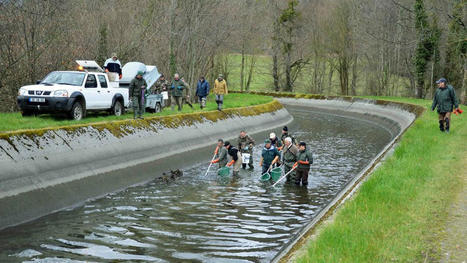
[{"xmin": 0, "ymin": 106, "xmax": 394, "ymax": 263}]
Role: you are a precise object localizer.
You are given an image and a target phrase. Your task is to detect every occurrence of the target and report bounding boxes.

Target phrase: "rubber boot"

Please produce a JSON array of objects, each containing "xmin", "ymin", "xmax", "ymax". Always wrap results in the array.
[
  {"xmin": 248, "ymin": 164, "xmax": 254, "ymax": 170},
  {"xmin": 445, "ymin": 118, "xmax": 450, "ymax": 133},
  {"xmin": 439, "ymin": 120, "xmax": 445, "ymax": 132},
  {"xmin": 242, "ymin": 163, "xmax": 246, "ymax": 169}
]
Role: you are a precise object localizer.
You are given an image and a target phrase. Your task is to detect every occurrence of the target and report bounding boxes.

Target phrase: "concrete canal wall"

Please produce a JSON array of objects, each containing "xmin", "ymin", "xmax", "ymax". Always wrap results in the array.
[{"xmin": 0, "ymin": 100, "xmax": 292, "ymax": 230}]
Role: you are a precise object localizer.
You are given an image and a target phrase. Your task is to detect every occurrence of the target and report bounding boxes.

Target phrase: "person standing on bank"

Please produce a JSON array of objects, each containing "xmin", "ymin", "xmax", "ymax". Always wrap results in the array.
[
  {"xmin": 211, "ymin": 139, "xmax": 228, "ymax": 168},
  {"xmin": 170, "ymin": 73, "xmax": 186, "ymax": 111},
  {"xmin": 431, "ymin": 78, "xmax": 460, "ymax": 133},
  {"xmin": 294, "ymin": 141, "xmax": 313, "ymax": 186},
  {"xmin": 181, "ymin": 77, "xmax": 193, "ymax": 109},
  {"xmin": 196, "ymin": 76, "xmax": 210, "ymax": 109},
  {"xmin": 213, "ymin": 74, "xmax": 228, "ymax": 111},
  {"xmin": 129, "ymin": 71, "xmax": 147, "ymax": 119},
  {"xmin": 259, "ymin": 139, "xmax": 280, "ymax": 175},
  {"xmin": 282, "ymin": 137, "xmax": 298, "ymax": 183},
  {"xmin": 224, "ymin": 141, "xmax": 242, "ymax": 176},
  {"xmin": 237, "ymin": 130, "xmax": 255, "ymax": 170}
]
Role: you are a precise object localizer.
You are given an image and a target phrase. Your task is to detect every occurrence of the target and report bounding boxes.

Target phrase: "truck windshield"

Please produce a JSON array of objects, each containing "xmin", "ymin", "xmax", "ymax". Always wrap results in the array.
[{"xmin": 41, "ymin": 72, "xmax": 85, "ymax": 86}]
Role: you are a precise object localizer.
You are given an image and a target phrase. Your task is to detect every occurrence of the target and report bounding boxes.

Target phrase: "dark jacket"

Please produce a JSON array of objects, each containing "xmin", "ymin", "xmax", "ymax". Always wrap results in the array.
[
  {"xmin": 104, "ymin": 58, "xmax": 122, "ymax": 75},
  {"xmin": 261, "ymin": 145, "xmax": 279, "ymax": 166},
  {"xmin": 297, "ymin": 148, "xmax": 313, "ymax": 169},
  {"xmin": 227, "ymin": 146, "xmax": 240, "ymax": 162},
  {"xmin": 281, "ymin": 132, "xmax": 296, "ymax": 145},
  {"xmin": 431, "ymin": 85, "xmax": 459, "ymax": 113},
  {"xmin": 283, "ymin": 144, "xmax": 298, "ymax": 167},
  {"xmin": 170, "ymin": 79, "xmax": 185, "ymax": 97},
  {"xmin": 129, "ymin": 77, "xmax": 147, "ymax": 97},
  {"xmin": 196, "ymin": 80, "xmax": 210, "ymax": 97},
  {"xmin": 270, "ymin": 137, "xmax": 282, "ymax": 148}
]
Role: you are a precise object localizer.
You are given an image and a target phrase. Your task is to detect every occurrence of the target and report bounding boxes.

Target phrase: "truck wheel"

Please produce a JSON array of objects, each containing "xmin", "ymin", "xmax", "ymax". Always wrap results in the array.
[
  {"xmin": 70, "ymin": 101, "xmax": 84, "ymax": 120},
  {"xmin": 112, "ymin": 100, "xmax": 123, "ymax": 116},
  {"xmin": 155, "ymin": 102, "xmax": 161, "ymax": 113},
  {"xmin": 21, "ymin": 110, "xmax": 35, "ymax": 117}
]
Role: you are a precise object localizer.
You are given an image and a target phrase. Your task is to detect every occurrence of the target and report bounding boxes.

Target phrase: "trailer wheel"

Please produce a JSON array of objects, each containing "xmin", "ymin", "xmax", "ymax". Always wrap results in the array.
[
  {"xmin": 155, "ymin": 102, "xmax": 161, "ymax": 113},
  {"xmin": 70, "ymin": 101, "xmax": 84, "ymax": 120},
  {"xmin": 112, "ymin": 100, "xmax": 123, "ymax": 116}
]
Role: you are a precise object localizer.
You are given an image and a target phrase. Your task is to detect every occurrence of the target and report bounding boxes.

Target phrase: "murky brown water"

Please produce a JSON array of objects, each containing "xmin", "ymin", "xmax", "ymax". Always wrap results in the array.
[{"xmin": 0, "ymin": 106, "xmax": 394, "ymax": 262}]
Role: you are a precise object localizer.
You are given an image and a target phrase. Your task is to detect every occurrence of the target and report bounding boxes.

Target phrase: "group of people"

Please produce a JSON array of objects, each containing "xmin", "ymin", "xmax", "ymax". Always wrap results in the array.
[{"xmin": 211, "ymin": 126, "xmax": 313, "ymax": 186}]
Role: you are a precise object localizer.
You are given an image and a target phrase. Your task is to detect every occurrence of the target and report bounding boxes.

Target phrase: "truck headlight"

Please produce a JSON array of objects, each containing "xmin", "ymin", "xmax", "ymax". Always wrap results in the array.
[
  {"xmin": 53, "ymin": 90, "xmax": 68, "ymax": 97},
  {"xmin": 18, "ymin": 88, "xmax": 27, "ymax": 96}
]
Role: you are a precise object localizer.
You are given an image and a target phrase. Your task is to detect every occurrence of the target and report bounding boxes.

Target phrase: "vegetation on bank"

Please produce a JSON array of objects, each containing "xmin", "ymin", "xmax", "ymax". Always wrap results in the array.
[
  {"xmin": 295, "ymin": 97, "xmax": 466, "ymax": 262},
  {"xmin": 0, "ymin": 93, "xmax": 272, "ymax": 133}
]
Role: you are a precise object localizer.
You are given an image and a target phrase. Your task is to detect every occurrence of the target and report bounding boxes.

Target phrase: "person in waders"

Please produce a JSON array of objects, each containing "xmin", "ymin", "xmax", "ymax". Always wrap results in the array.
[
  {"xmin": 259, "ymin": 139, "xmax": 280, "ymax": 175},
  {"xmin": 211, "ymin": 139, "xmax": 228, "ymax": 168},
  {"xmin": 294, "ymin": 141, "xmax": 313, "ymax": 186},
  {"xmin": 237, "ymin": 130, "xmax": 255, "ymax": 170},
  {"xmin": 431, "ymin": 78, "xmax": 460, "ymax": 133},
  {"xmin": 224, "ymin": 141, "xmax": 241, "ymax": 176},
  {"xmin": 282, "ymin": 137, "xmax": 298, "ymax": 183},
  {"xmin": 129, "ymin": 71, "xmax": 147, "ymax": 119}
]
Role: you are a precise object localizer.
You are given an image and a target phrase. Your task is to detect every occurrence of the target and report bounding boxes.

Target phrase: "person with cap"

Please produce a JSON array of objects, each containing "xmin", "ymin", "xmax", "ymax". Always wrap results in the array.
[
  {"xmin": 154, "ymin": 74, "xmax": 169, "ymax": 94},
  {"xmin": 103, "ymin": 52, "xmax": 122, "ymax": 81},
  {"xmin": 224, "ymin": 141, "xmax": 242, "ymax": 176},
  {"xmin": 196, "ymin": 76, "xmax": 210, "ymax": 109},
  {"xmin": 259, "ymin": 139, "xmax": 280, "ymax": 175},
  {"xmin": 129, "ymin": 71, "xmax": 147, "ymax": 119},
  {"xmin": 213, "ymin": 74, "xmax": 228, "ymax": 111},
  {"xmin": 281, "ymin": 126, "xmax": 296, "ymax": 146},
  {"xmin": 170, "ymin": 73, "xmax": 186, "ymax": 111},
  {"xmin": 237, "ymin": 130, "xmax": 255, "ymax": 170},
  {"xmin": 211, "ymin": 139, "xmax": 228, "ymax": 168},
  {"xmin": 431, "ymin": 78, "xmax": 460, "ymax": 133},
  {"xmin": 294, "ymin": 141, "xmax": 313, "ymax": 186},
  {"xmin": 269, "ymin": 132, "xmax": 282, "ymax": 149},
  {"xmin": 282, "ymin": 137, "xmax": 298, "ymax": 183}
]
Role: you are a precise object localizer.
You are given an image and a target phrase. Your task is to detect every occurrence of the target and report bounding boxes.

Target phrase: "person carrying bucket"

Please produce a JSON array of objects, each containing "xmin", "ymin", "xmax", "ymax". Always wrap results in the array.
[
  {"xmin": 259, "ymin": 139, "xmax": 280, "ymax": 175},
  {"xmin": 294, "ymin": 141, "xmax": 313, "ymax": 186},
  {"xmin": 282, "ymin": 137, "xmax": 298, "ymax": 183},
  {"xmin": 237, "ymin": 130, "xmax": 255, "ymax": 170},
  {"xmin": 224, "ymin": 141, "xmax": 242, "ymax": 176},
  {"xmin": 211, "ymin": 139, "xmax": 228, "ymax": 168}
]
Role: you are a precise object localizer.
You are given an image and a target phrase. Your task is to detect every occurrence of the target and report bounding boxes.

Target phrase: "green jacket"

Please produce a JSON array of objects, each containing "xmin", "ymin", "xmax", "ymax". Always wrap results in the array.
[
  {"xmin": 431, "ymin": 85, "xmax": 459, "ymax": 113},
  {"xmin": 129, "ymin": 77, "xmax": 147, "ymax": 97},
  {"xmin": 283, "ymin": 144, "xmax": 298, "ymax": 167},
  {"xmin": 216, "ymin": 147, "xmax": 228, "ymax": 167},
  {"xmin": 153, "ymin": 78, "xmax": 169, "ymax": 94},
  {"xmin": 297, "ymin": 148, "xmax": 313, "ymax": 169},
  {"xmin": 261, "ymin": 146, "xmax": 279, "ymax": 167},
  {"xmin": 171, "ymin": 79, "xmax": 185, "ymax": 97},
  {"xmin": 237, "ymin": 134, "xmax": 255, "ymax": 153}
]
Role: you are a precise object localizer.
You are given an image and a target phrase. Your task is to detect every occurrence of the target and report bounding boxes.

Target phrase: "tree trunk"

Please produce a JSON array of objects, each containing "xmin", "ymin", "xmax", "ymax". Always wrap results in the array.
[
  {"xmin": 169, "ymin": 0, "xmax": 177, "ymax": 77},
  {"xmin": 240, "ymin": 42, "xmax": 245, "ymax": 92},
  {"xmin": 273, "ymin": 53, "xmax": 279, "ymax": 92}
]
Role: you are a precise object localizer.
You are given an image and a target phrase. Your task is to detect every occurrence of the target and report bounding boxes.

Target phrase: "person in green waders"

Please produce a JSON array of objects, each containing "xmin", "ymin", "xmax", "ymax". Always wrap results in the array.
[
  {"xmin": 431, "ymin": 78, "xmax": 460, "ymax": 133},
  {"xmin": 259, "ymin": 139, "xmax": 280, "ymax": 175},
  {"xmin": 129, "ymin": 71, "xmax": 147, "ymax": 119}
]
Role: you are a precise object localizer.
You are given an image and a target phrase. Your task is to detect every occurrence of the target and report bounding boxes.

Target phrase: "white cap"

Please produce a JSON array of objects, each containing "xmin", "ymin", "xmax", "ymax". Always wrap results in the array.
[{"xmin": 269, "ymin": 132, "xmax": 276, "ymax": 139}]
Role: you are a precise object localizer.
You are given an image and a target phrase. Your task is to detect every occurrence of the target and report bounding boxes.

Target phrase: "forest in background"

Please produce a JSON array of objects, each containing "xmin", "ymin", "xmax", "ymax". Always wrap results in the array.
[{"xmin": 0, "ymin": 0, "xmax": 465, "ymax": 112}]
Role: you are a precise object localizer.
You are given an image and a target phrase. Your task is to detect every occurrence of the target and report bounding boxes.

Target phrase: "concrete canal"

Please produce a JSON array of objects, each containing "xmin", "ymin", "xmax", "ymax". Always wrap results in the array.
[{"xmin": 0, "ymin": 104, "xmax": 395, "ymax": 262}]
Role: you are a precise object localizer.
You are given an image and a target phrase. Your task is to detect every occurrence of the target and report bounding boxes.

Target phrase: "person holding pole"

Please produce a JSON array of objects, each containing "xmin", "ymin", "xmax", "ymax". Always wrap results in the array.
[
  {"xmin": 294, "ymin": 141, "xmax": 313, "ymax": 186},
  {"xmin": 224, "ymin": 141, "xmax": 242, "ymax": 176},
  {"xmin": 282, "ymin": 137, "xmax": 298, "ymax": 183},
  {"xmin": 259, "ymin": 139, "xmax": 280, "ymax": 175},
  {"xmin": 211, "ymin": 139, "xmax": 228, "ymax": 168}
]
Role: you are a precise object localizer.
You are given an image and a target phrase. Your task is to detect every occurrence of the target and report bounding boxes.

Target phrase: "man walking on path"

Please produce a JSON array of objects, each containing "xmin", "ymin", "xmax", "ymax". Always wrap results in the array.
[
  {"xmin": 237, "ymin": 130, "xmax": 255, "ymax": 170},
  {"xmin": 224, "ymin": 141, "xmax": 241, "ymax": 176},
  {"xmin": 211, "ymin": 139, "xmax": 228, "ymax": 168},
  {"xmin": 295, "ymin": 141, "xmax": 313, "ymax": 186},
  {"xmin": 213, "ymin": 74, "xmax": 228, "ymax": 111},
  {"xmin": 196, "ymin": 76, "xmax": 210, "ymax": 109},
  {"xmin": 170, "ymin": 73, "xmax": 186, "ymax": 111},
  {"xmin": 431, "ymin": 78, "xmax": 460, "ymax": 133},
  {"xmin": 259, "ymin": 139, "xmax": 280, "ymax": 175},
  {"xmin": 282, "ymin": 137, "xmax": 298, "ymax": 183},
  {"xmin": 129, "ymin": 71, "xmax": 147, "ymax": 119}
]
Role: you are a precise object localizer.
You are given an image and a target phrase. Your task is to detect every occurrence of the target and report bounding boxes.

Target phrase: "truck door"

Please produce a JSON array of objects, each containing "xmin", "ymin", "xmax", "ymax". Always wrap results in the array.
[
  {"xmin": 97, "ymin": 74, "xmax": 113, "ymax": 108},
  {"xmin": 82, "ymin": 74, "xmax": 100, "ymax": 109}
]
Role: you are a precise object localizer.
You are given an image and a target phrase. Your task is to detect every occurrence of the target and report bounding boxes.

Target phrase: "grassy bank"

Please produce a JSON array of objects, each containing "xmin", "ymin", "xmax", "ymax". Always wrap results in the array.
[
  {"xmin": 0, "ymin": 93, "xmax": 272, "ymax": 132},
  {"xmin": 295, "ymin": 97, "xmax": 466, "ymax": 262}
]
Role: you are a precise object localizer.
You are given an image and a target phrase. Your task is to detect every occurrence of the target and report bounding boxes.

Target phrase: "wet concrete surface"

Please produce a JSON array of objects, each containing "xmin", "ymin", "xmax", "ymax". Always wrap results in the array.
[{"xmin": 0, "ymin": 105, "xmax": 393, "ymax": 262}]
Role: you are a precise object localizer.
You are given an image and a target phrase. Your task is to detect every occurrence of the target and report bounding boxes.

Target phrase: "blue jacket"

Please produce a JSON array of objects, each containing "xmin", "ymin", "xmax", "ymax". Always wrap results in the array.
[{"xmin": 196, "ymin": 80, "xmax": 210, "ymax": 97}]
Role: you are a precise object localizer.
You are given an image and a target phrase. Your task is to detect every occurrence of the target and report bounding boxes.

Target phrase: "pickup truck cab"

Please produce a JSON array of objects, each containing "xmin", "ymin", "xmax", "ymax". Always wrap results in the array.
[{"xmin": 17, "ymin": 61, "xmax": 129, "ymax": 120}]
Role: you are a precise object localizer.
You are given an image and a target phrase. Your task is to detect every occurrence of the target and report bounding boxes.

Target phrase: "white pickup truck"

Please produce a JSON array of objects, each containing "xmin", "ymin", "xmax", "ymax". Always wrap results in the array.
[{"xmin": 17, "ymin": 61, "xmax": 129, "ymax": 120}]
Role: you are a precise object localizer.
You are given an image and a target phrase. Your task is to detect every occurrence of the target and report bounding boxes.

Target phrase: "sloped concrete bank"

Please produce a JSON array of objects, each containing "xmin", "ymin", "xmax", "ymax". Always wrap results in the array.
[{"xmin": 0, "ymin": 100, "xmax": 292, "ymax": 230}]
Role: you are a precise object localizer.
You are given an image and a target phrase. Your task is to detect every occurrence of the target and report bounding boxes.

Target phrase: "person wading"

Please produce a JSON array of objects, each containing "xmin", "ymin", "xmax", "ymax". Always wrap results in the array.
[
  {"xmin": 211, "ymin": 139, "xmax": 228, "ymax": 168},
  {"xmin": 237, "ymin": 130, "xmax": 255, "ymax": 170},
  {"xmin": 129, "ymin": 71, "xmax": 147, "ymax": 119},
  {"xmin": 282, "ymin": 137, "xmax": 298, "ymax": 183},
  {"xmin": 294, "ymin": 141, "xmax": 313, "ymax": 186},
  {"xmin": 259, "ymin": 139, "xmax": 280, "ymax": 175},
  {"xmin": 431, "ymin": 78, "xmax": 460, "ymax": 133},
  {"xmin": 224, "ymin": 141, "xmax": 241, "ymax": 176},
  {"xmin": 280, "ymin": 126, "xmax": 296, "ymax": 146},
  {"xmin": 213, "ymin": 74, "xmax": 228, "ymax": 111},
  {"xmin": 170, "ymin": 73, "xmax": 186, "ymax": 111}
]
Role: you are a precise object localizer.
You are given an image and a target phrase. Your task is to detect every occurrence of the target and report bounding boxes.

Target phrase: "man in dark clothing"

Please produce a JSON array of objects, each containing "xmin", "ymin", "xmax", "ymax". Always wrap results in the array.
[
  {"xmin": 237, "ymin": 130, "xmax": 255, "ymax": 170},
  {"xmin": 211, "ymin": 139, "xmax": 228, "ymax": 168},
  {"xmin": 224, "ymin": 141, "xmax": 242, "ymax": 176},
  {"xmin": 196, "ymin": 76, "xmax": 210, "ymax": 109},
  {"xmin": 294, "ymin": 141, "xmax": 313, "ymax": 186},
  {"xmin": 431, "ymin": 78, "xmax": 460, "ymax": 133},
  {"xmin": 129, "ymin": 71, "xmax": 147, "ymax": 119},
  {"xmin": 282, "ymin": 137, "xmax": 298, "ymax": 183},
  {"xmin": 259, "ymin": 139, "xmax": 280, "ymax": 174},
  {"xmin": 269, "ymin": 132, "xmax": 282, "ymax": 149},
  {"xmin": 170, "ymin": 73, "xmax": 186, "ymax": 111},
  {"xmin": 280, "ymin": 126, "xmax": 296, "ymax": 145}
]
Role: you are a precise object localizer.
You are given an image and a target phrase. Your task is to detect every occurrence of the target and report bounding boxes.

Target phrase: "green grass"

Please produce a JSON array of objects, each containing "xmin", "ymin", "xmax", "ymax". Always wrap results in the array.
[
  {"xmin": 295, "ymin": 97, "xmax": 466, "ymax": 262},
  {"xmin": 0, "ymin": 93, "xmax": 272, "ymax": 132}
]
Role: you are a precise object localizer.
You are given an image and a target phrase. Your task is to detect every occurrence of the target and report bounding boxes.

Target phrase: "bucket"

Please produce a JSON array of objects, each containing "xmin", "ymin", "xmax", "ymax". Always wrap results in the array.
[
  {"xmin": 161, "ymin": 91, "xmax": 168, "ymax": 100},
  {"xmin": 260, "ymin": 173, "xmax": 271, "ymax": 181},
  {"xmin": 241, "ymin": 153, "xmax": 250, "ymax": 164},
  {"xmin": 217, "ymin": 167, "xmax": 230, "ymax": 176},
  {"xmin": 270, "ymin": 167, "xmax": 282, "ymax": 181}
]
